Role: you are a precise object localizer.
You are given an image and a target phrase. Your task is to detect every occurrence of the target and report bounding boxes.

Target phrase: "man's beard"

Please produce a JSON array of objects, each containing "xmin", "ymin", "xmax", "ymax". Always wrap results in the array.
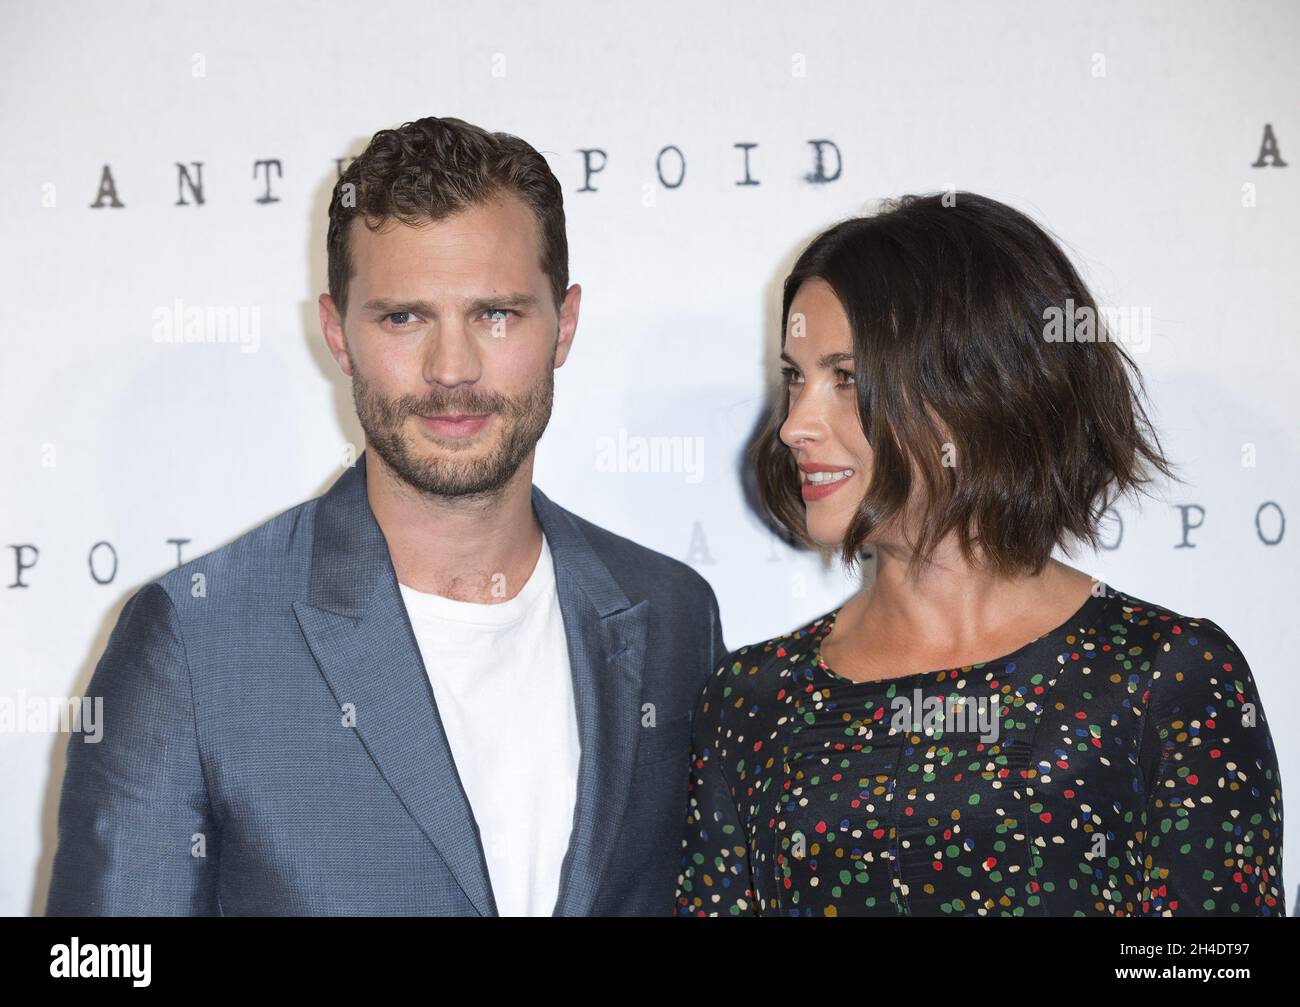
[{"xmin": 352, "ymin": 360, "xmax": 555, "ymax": 499}]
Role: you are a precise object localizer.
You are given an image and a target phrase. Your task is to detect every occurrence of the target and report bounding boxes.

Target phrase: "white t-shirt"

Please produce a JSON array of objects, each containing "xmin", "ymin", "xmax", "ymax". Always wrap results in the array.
[{"xmin": 397, "ymin": 533, "xmax": 579, "ymax": 917}]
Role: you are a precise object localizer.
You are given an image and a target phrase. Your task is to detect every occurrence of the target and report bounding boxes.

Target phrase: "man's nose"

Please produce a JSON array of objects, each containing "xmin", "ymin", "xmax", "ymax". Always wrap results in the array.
[{"xmin": 422, "ymin": 323, "xmax": 482, "ymax": 388}]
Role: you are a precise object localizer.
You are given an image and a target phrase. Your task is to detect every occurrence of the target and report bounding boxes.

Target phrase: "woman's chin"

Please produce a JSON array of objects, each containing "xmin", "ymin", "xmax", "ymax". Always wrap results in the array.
[{"xmin": 805, "ymin": 521, "xmax": 850, "ymax": 551}]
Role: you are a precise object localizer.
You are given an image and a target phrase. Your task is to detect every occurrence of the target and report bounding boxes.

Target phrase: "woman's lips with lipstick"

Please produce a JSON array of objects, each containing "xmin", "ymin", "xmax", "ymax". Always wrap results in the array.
[
  {"xmin": 417, "ymin": 413, "xmax": 491, "ymax": 437},
  {"xmin": 799, "ymin": 462, "xmax": 855, "ymax": 502}
]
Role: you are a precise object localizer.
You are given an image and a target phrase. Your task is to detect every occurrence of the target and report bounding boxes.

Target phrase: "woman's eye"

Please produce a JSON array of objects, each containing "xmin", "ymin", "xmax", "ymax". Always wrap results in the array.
[
  {"xmin": 835, "ymin": 368, "xmax": 856, "ymax": 388},
  {"xmin": 780, "ymin": 366, "xmax": 803, "ymax": 385}
]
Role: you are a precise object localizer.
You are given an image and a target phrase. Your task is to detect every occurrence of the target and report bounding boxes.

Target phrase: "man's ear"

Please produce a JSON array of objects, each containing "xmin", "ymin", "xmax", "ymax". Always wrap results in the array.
[
  {"xmin": 554, "ymin": 282, "xmax": 581, "ymax": 368},
  {"xmin": 319, "ymin": 293, "xmax": 353, "ymax": 376}
]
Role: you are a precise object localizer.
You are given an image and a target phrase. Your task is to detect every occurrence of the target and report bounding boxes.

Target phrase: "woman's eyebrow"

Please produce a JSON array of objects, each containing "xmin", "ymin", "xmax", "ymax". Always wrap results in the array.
[{"xmin": 779, "ymin": 350, "xmax": 854, "ymax": 368}]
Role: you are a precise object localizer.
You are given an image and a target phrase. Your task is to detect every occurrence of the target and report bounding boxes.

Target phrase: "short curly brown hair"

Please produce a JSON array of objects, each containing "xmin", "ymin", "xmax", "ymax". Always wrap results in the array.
[
  {"xmin": 751, "ymin": 191, "xmax": 1176, "ymax": 578},
  {"xmin": 326, "ymin": 115, "xmax": 568, "ymax": 320}
]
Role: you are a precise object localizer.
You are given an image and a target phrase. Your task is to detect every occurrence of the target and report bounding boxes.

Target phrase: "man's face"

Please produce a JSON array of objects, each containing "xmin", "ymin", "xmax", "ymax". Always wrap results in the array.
[{"xmin": 320, "ymin": 192, "xmax": 579, "ymax": 499}]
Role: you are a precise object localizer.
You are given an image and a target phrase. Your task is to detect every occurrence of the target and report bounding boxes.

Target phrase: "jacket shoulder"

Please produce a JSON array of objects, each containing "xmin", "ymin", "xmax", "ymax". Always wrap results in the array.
[
  {"xmin": 149, "ymin": 491, "xmax": 319, "ymax": 609},
  {"xmin": 544, "ymin": 493, "xmax": 718, "ymax": 604}
]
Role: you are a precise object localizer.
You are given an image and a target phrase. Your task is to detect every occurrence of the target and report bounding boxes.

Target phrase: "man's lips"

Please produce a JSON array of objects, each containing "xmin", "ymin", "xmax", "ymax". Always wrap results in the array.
[{"xmin": 416, "ymin": 413, "xmax": 491, "ymax": 437}]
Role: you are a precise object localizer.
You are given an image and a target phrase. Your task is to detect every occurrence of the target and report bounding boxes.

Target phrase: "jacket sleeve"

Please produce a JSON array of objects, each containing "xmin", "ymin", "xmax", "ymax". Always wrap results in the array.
[
  {"xmin": 706, "ymin": 588, "xmax": 727, "ymax": 674},
  {"xmin": 674, "ymin": 651, "xmax": 758, "ymax": 916},
  {"xmin": 1138, "ymin": 617, "xmax": 1284, "ymax": 915},
  {"xmin": 46, "ymin": 582, "xmax": 221, "ymax": 915}
]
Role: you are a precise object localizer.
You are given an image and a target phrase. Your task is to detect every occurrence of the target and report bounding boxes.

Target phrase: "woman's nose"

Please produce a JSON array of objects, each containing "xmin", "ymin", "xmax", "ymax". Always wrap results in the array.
[{"xmin": 779, "ymin": 392, "xmax": 824, "ymax": 449}]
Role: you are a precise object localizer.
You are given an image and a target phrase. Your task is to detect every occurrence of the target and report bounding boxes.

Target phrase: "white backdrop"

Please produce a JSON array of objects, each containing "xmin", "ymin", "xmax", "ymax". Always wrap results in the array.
[{"xmin": 2, "ymin": 0, "xmax": 1296, "ymax": 916}]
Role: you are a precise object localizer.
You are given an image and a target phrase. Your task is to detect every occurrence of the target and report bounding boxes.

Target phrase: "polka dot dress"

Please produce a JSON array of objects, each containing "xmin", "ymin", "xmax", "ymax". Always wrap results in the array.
[{"xmin": 674, "ymin": 585, "xmax": 1284, "ymax": 916}]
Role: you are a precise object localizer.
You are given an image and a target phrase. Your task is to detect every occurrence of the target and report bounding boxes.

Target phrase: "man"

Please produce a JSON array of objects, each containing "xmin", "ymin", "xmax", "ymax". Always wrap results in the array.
[{"xmin": 46, "ymin": 116, "xmax": 726, "ymax": 916}]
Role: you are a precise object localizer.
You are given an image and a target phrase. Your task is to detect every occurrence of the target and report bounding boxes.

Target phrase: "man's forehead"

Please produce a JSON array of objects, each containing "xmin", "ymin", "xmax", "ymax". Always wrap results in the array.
[
  {"xmin": 354, "ymin": 193, "xmax": 537, "ymax": 247},
  {"xmin": 354, "ymin": 217, "xmax": 523, "ymax": 260},
  {"xmin": 349, "ymin": 204, "xmax": 545, "ymax": 300}
]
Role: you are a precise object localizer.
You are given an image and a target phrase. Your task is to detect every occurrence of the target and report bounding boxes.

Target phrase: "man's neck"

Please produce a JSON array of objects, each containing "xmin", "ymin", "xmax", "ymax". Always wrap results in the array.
[{"xmin": 364, "ymin": 448, "xmax": 544, "ymax": 603}]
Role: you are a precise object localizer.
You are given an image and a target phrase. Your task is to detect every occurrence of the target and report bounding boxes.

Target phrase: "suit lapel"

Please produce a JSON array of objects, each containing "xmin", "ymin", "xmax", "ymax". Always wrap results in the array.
[
  {"xmin": 293, "ymin": 590, "xmax": 497, "ymax": 916},
  {"xmin": 536, "ymin": 484, "xmax": 650, "ymax": 915},
  {"xmin": 292, "ymin": 452, "xmax": 496, "ymax": 916},
  {"xmin": 292, "ymin": 451, "xmax": 650, "ymax": 918}
]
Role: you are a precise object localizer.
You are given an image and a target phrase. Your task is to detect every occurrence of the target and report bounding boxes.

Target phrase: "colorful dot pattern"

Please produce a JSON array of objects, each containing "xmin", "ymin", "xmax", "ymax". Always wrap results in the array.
[{"xmin": 674, "ymin": 586, "xmax": 1284, "ymax": 916}]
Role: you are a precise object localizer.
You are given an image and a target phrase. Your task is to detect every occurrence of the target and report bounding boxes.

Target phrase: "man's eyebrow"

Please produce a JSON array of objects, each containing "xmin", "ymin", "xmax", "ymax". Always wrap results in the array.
[
  {"xmin": 779, "ymin": 350, "xmax": 854, "ymax": 368},
  {"xmin": 361, "ymin": 292, "xmax": 540, "ymax": 316},
  {"xmin": 464, "ymin": 292, "xmax": 539, "ymax": 313},
  {"xmin": 361, "ymin": 297, "xmax": 438, "ymax": 317}
]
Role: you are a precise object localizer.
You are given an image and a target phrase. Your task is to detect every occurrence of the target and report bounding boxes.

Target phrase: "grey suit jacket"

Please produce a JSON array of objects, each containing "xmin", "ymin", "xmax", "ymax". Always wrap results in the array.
[{"xmin": 45, "ymin": 452, "xmax": 726, "ymax": 916}]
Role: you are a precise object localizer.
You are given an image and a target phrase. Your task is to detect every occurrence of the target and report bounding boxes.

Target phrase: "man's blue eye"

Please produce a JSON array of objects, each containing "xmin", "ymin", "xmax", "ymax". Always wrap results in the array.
[
  {"xmin": 385, "ymin": 311, "xmax": 415, "ymax": 326},
  {"xmin": 483, "ymin": 308, "xmax": 514, "ymax": 322}
]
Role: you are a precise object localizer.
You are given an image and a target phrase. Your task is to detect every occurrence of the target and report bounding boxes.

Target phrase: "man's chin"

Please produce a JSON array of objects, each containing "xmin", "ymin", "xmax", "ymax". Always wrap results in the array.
[
  {"xmin": 404, "ymin": 437, "xmax": 494, "ymax": 474},
  {"xmin": 373, "ymin": 432, "xmax": 519, "ymax": 498}
]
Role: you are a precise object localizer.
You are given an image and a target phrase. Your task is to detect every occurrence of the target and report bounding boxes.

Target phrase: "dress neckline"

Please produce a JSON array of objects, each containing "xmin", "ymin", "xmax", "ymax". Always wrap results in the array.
[{"xmin": 811, "ymin": 582, "xmax": 1114, "ymax": 687}]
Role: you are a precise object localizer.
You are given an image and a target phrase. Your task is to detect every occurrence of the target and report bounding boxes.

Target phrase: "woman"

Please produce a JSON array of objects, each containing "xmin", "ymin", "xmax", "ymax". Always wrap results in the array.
[{"xmin": 674, "ymin": 192, "xmax": 1284, "ymax": 916}]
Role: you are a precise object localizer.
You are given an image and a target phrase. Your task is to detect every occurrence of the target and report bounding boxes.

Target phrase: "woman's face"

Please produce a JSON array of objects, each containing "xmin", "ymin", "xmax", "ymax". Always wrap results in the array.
[{"xmin": 778, "ymin": 278, "xmax": 875, "ymax": 548}]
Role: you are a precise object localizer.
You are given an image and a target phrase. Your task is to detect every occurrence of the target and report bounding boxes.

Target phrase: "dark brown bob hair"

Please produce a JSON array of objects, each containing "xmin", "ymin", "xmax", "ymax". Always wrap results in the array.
[{"xmin": 751, "ymin": 191, "xmax": 1175, "ymax": 577}]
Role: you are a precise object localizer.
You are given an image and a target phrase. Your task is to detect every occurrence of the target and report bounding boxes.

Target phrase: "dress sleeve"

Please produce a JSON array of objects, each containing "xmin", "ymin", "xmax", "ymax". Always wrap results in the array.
[
  {"xmin": 1139, "ymin": 616, "xmax": 1285, "ymax": 915},
  {"xmin": 674, "ymin": 657, "xmax": 758, "ymax": 916}
]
